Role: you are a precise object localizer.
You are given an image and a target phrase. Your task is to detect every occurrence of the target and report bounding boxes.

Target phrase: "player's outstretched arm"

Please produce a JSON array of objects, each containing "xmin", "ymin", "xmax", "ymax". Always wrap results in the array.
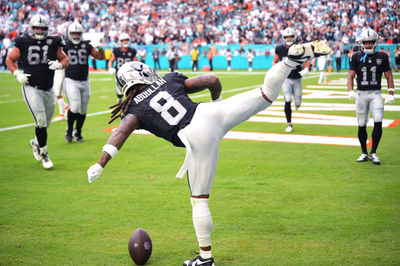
[
  {"xmin": 87, "ymin": 113, "xmax": 139, "ymax": 183},
  {"xmin": 184, "ymin": 74, "xmax": 222, "ymax": 101}
]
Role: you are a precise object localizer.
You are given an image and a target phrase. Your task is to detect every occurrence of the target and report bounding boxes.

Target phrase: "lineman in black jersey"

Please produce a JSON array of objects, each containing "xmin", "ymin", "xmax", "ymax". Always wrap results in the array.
[
  {"xmin": 6, "ymin": 14, "xmax": 69, "ymax": 169},
  {"xmin": 108, "ymin": 33, "xmax": 138, "ymax": 103},
  {"xmin": 273, "ymin": 27, "xmax": 311, "ymax": 133},
  {"xmin": 87, "ymin": 39, "xmax": 331, "ymax": 265},
  {"xmin": 63, "ymin": 22, "xmax": 105, "ymax": 143},
  {"xmin": 347, "ymin": 28, "xmax": 395, "ymax": 164}
]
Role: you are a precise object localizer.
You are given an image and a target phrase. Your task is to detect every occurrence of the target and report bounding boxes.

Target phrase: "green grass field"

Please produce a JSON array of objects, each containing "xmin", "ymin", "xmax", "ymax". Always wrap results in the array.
[{"xmin": 0, "ymin": 69, "xmax": 399, "ymax": 265}]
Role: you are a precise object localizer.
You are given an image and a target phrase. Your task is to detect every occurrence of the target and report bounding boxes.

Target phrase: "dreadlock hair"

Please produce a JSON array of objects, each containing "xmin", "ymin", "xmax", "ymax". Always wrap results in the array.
[{"xmin": 108, "ymin": 85, "xmax": 141, "ymax": 124}]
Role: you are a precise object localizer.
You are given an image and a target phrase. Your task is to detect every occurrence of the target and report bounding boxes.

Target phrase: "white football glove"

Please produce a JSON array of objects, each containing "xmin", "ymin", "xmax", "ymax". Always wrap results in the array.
[
  {"xmin": 87, "ymin": 163, "xmax": 104, "ymax": 183},
  {"xmin": 48, "ymin": 60, "xmax": 63, "ymax": 70},
  {"xmin": 108, "ymin": 67, "xmax": 116, "ymax": 74},
  {"xmin": 299, "ymin": 67, "xmax": 309, "ymax": 77},
  {"xmin": 385, "ymin": 94, "xmax": 395, "ymax": 104},
  {"xmin": 348, "ymin": 90, "xmax": 357, "ymax": 100},
  {"xmin": 13, "ymin": 70, "xmax": 31, "ymax": 85},
  {"xmin": 90, "ymin": 40, "xmax": 103, "ymax": 49}
]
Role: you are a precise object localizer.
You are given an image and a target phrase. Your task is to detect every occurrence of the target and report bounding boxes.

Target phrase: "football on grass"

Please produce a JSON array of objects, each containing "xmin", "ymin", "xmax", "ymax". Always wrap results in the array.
[{"xmin": 128, "ymin": 228, "xmax": 152, "ymax": 265}]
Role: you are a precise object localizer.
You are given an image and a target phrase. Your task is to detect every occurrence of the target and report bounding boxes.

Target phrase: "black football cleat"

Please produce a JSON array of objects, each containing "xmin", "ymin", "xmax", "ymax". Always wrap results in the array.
[
  {"xmin": 65, "ymin": 131, "xmax": 73, "ymax": 143},
  {"xmin": 73, "ymin": 129, "xmax": 84, "ymax": 142},
  {"xmin": 183, "ymin": 255, "xmax": 215, "ymax": 266}
]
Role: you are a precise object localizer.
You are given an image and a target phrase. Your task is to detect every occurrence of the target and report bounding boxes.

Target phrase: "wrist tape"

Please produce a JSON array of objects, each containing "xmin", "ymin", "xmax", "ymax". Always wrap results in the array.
[{"xmin": 102, "ymin": 144, "xmax": 118, "ymax": 158}]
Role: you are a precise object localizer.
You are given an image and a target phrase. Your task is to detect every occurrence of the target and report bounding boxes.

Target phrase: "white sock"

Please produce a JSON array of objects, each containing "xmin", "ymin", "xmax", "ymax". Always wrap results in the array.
[
  {"xmin": 57, "ymin": 97, "xmax": 65, "ymax": 114},
  {"xmin": 262, "ymin": 60, "xmax": 295, "ymax": 101},
  {"xmin": 39, "ymin": 146, "xmax": 48, "ymax": 154},
  {"xmin": 200, "ymin": 249, "xmax": 212, "ymax": 259},
  {"xmin": 191, "ymin": 197, "xmax": 213, "ymax": 249}
]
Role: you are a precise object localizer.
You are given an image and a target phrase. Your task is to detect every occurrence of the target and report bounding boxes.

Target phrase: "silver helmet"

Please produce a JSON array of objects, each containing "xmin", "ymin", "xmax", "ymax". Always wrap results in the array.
[
  {"xmin": 359, "ymin": 28, "xmax": 378, "ymax": 54},
  {"xmin": 29, "ymin": 14, "xmax": 50, "ymax": 40},
  {"xmin": 116, "ymin": 62, "xmax": 160, "ymax": 96},
  {"xmin": 118, "ymin": 33, "xmax": 130, "ymax": 48},
  {"xmin": 282, "ymin": 27, "xmax": 296, "ymax": 46},
  {"xmin": 68, "ymin": 22, "xmax": 83, "ymax": 45}
]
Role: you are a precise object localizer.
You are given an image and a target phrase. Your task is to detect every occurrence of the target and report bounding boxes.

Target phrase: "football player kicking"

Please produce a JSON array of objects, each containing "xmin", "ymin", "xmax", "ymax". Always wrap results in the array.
[
  {"xmin": 64, "ymin": 22, "xmax": 105, "ymax": 143},
  {"xmin": 273, "ymin": 27, "xmax": 311, "ymax": 133},
  {"xmin": 87, "ymin": 41, "xmax": 331, "ymax": 265},
  {"xmin": 6, "ymin": 14, "xmax": 69, "ymax": 169},
  {"xmin": 108, "ymin": 33, "xmax": 138, "ymax": 103},
  {"xmin": 347, "ymin": 28, "xmax": 395, "ymax": 165}
]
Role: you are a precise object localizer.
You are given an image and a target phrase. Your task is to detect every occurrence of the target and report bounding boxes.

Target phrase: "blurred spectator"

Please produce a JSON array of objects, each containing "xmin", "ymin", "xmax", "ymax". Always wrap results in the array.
[
  {"xmin": 246, "ymin": 49, "xmax": 255, "ymax": 72},
  {"xmin": 152, "ymin": 47, "xmax": 161, "ymax": 70},
  {"xmin": 1, "ymin": 0, "xmax": 398, "ymax": 54},
  {"xmin": 138, "ymin": 47, "xmax": 147, "ymax": 64},
  {"xmin": 191, "ymin": 45, "xmax": 199, "ymax": 72},
  {"xmin": 104, "ymin": 46, "xmax": 112, "ymax": 71},
  {"xmin": 335, "ymin": 48, "xmax": 342, "ymax": 72},
  {"xmin": 207, "ymin": 47, "xmax": 214, "ymax": 71},
  {"xmin": 166, "ymin": 46, "xmax": 179, "ymax": 72}
]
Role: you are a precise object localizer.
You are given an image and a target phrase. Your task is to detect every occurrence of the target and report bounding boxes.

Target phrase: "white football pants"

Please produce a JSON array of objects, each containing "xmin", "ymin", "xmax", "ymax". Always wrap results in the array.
[
  {"xmin": 177, "ymin": 60, "xmax": 295, "ymax": 196},
  {"xmin": 356, "ymin": 90, "xmax": 384, "ymax": 127},
  {"xmin": 65, "ymin": 78, "xmax": 90, "ymax": 114},
  {"xmin": 282, "ymin": 78, "xmax": 302, "ymax": 108},
  {"xmin": 22, "ymin": 85, "xmax": 55, "ymax": 128}
]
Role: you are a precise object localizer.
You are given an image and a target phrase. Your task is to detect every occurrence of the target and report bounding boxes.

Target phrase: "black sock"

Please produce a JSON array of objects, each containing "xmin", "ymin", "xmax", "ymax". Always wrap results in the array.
[
  {"xmin": 370, "ymin": 122, "xmax": 382, "ymax": 154},
  {"xmin": 75, "ymin": 113, "xmax": 86, "ymax": 134},
  {"xmin": 35, "ymin": 127, "xmax": 47, "ymax": 148},
  {"xmin": 284, "ymin": 102, "xmax": 292, "ymax": 124},
  {"xmin": 67, "ymin": 109, "xmax": 76, "ymax": 135},
  {"xmin": 358, "ymin": 126, "xmax": 368, "ymax": 154}
]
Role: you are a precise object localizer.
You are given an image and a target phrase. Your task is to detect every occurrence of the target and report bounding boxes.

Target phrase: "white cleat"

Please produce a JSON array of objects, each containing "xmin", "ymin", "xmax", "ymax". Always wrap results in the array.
[
  {"xmin": 29, "ymin": 139, "xmax": 42, "ymax": 161},
  {"xmin": 52, "ymin": 114, "xmax": 65, "ymax": 122},
  {"xmin": 356, "ymin": 153, "xmax": 369, "ymax": 162},
  {"xmin": 368, "ymin": 153, "xmax": 381, "ymax": 165},
  {"xmin": 285, "ymin": 124, "xmax": 293, "ymax": 132},
  {"xmin": 41, "ymin": 153, "xmax": 54, "ymax": 169},
  {"xmin": 288, "ymin": 40, "xmax": 331, "ymax": 63}
]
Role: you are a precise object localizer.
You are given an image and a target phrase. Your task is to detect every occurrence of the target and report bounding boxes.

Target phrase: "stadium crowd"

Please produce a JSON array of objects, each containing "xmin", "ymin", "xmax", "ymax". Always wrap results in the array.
[{"xmin": 1, "ymin": 0, "xmax": 399, "ymax": 47}]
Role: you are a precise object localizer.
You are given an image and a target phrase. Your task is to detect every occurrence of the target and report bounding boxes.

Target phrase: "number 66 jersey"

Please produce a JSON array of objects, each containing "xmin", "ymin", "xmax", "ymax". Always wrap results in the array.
[
  {"xmin": 14, "ymin": 34, "xmax": 64, "ymax": 90},
  {"xmin": 127, "ymin": 72, "xmax": 199, "ymax": 147},
  {"xmin": 350, "ymin": 50, "xmax": 391, "ymax": 91}
]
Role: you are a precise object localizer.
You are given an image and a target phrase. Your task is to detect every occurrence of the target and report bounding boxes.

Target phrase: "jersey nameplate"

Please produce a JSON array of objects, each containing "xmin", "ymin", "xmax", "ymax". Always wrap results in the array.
[{"xmin": 134, "ymin": 77, "xmax": 167, "ymax": 104}]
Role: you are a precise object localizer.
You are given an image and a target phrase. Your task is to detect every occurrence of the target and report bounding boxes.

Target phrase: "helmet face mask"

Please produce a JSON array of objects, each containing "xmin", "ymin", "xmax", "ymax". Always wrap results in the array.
[
  {"xmin": 360, "ymin": 28, "xmax": 378, "ymax": 54},
  {"xmin": 116, "ymin": 62, "xmax": 160, "ymax": 96},
  {"xmin": 68, "ymin": 22, "xmax": 84, "ymax": 45},
  {"xmin": 282, "ymin": 27, "xmax": 296, "ymax": 46},
  {"xmin": 119, "ymin": 33, "xmax": 130, "ymax": 48},
  {"xmin": 30, "ymin": 14, "xmax": 49, "ymax": 40}
]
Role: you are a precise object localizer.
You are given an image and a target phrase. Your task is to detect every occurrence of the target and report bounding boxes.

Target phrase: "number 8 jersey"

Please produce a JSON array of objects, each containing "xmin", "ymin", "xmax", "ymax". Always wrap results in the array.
[
  {"xmin": 14, "ymin": 34, "xmax": 64, "ymax": 90},
  {"xmin": 350, "ymin": 50, "xmax": 391, "ymax": 91},
  {"xmin": 127, "ymin": 72, "xmax": 199, "ymax": 147}
]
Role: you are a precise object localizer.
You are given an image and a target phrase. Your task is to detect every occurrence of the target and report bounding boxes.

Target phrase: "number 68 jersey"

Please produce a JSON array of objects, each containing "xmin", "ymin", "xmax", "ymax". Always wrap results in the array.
[
  {"xmin": 14, "ymin": 34, "xmax": 64, "ymax": 90},
  {"xmin": 127, "ymin": 72, "xmax": 199, "ymax": 147},
  {"xmin": 350, "ymin": 51, "xmax": 391, "ymax": 91}
]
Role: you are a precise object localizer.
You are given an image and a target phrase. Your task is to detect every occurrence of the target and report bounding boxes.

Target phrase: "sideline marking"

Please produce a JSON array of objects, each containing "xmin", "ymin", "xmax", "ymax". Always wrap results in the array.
[{"xmin": 104, "ymin": 126, "xmax": 371, "ymax": 147}]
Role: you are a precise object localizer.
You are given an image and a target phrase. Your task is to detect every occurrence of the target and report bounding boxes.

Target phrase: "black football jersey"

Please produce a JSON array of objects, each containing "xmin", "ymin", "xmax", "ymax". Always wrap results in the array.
[
  {"xmin": 113, "ymin": 47, "xmax": 137, "ymax": 71},
  {"xmin": 127, "ymin": 72, "xmax": 199, "ymax": 147},
  {"xmin": 350, "ymin": 51, "xmax": 391, "ymax": 91},
  {"xmin": 275, "ymin": 44, "xmax": 302, "ymax": 79},
  {"xmin": 64, "ymin": 40, "xmax": 92, "ymax": 81},
  {"xmin": 14, "ymin": 34, "xmax": 64, "ymax": 90}
]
